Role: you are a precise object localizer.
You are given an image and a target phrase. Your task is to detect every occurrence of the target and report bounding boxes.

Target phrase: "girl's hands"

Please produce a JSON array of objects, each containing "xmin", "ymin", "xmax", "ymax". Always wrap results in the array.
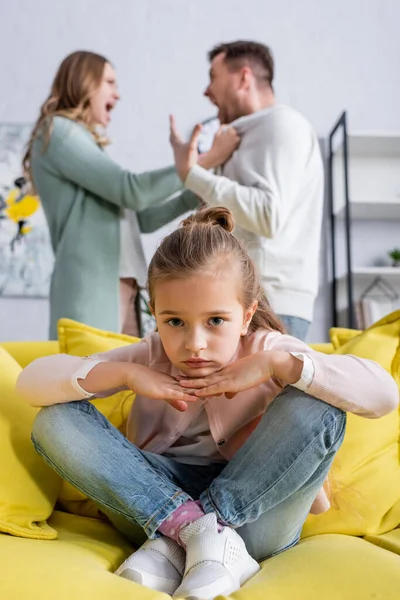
[
  {"xmin": 124, "ymin": 363, "xmax": 197, "ymax": 412},
  {"xmin": 179, "ymin": 352, "xmax": 274, "ymax": 399},
  {"xmin": 121, "ymin": 352, "xmax": 302, "ymax": 409},
  {"xmin": 179, "ymin": 351, "xmax": 303, "ymax": 399}
]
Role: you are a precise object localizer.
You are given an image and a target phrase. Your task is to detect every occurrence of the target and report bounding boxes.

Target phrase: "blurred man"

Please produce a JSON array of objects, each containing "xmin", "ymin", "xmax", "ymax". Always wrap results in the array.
[{"xmin": 171, "ymin": 40, "xmax": 324, "ymax": 340}]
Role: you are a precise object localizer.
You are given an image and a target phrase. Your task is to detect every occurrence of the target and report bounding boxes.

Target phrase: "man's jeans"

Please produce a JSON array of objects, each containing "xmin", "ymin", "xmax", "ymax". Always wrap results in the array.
[
  {"xmin": 31, "ymin": 387, "xmax": 345, "ymax": 561},
  {"xmin": 277, "ymin": 315, "xmax": 310, "ymax": 341}
]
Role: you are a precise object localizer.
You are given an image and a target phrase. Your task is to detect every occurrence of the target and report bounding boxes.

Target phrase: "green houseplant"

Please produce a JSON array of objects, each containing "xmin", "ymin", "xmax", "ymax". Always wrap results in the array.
[{"xmin": 388, "ymin": 248, "xmax": 400, "ymax": 267}]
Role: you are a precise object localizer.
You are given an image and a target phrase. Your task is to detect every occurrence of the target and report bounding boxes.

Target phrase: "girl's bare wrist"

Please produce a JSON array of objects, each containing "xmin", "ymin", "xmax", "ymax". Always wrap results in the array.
[
  {"xmin": 270, "ymin": 351, "xmax": 303, "ymax": 384},
  {"xmin": 82, "ymin": 361, "xmax": 130, "ymax": 394}
]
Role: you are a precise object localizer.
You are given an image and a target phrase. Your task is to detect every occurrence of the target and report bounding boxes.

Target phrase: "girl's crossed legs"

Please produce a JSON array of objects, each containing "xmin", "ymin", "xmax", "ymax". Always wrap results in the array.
[{"xmin": 31, "ymin": 387, "xmax": 345, "ymax": 593}]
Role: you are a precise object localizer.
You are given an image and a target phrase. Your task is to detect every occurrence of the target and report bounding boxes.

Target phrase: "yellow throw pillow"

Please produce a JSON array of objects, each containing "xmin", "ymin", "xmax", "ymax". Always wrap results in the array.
[
  {"xmin": 333, "ymin": 310, "xmax": 400, "ymax": 377},
  {"xmin": 0, "ymin": 347, "xmax": 62, "ymax": 539},
  {"xmin": 309, "ymin": 342, "xmax": 334, "ymax": 354},
  {"xmin": 303, "ymin": 310, "xmax": 400, "ymax": 538},
  {"xmin": 1, "ymin": 340, "xmax": 60, "ymax": 368},
  {"xmin": 329, "ymin": 327, "xmax": 362, "ymax": 350},
  {"xmin": 58, "ymin": 318, "xmax": 138, "ymax": 355},
  {"xmin": 56, "ymin": 319, "xmax": 140, "ymax": 519}
]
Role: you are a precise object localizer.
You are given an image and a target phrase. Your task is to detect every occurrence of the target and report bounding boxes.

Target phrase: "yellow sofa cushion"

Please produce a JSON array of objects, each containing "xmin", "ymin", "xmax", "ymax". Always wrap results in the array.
[
  {"xmin": 0, "ymin": 347, "xmax": 61, "ymax": 539},
  {"xmin": 1, "ymin": 512, "xmax": 400, "ymax": 600},
  {"xmin": 0, "ymin": 511, "xmax": 149, "ymax": 600},
  {"xmin": 329, "ymin": 327, "xmax": 362, "ymax": 350},
  {"xmin": 309, "ymin": 342, "xmax": 334, "ymax": 354},
  {"xmin": 238, "ymin": 534, "xmax": 400, "ymax": 600},
  {"xmin": 0, "ymin": 341, "xmax": 60, "ymax": 368},
  {"xmin": 365, "ymin": 527, "xmax": 400, "ymax": 556},
  {"xmin": 56, "ymin": 319, "xmax": 140, "ymax": 519},
  {"xmin": 303, "ymin": 310, "xmax": 400, "ymax": 539},
  {"xmin": 332, "ymin": 310, "xmax": 400, "ymax": 377}
]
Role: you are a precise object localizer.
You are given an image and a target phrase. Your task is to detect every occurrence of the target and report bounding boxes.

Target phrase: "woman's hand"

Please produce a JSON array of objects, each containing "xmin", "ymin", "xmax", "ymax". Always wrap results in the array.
[
  {"xmin": 169, "ymin": 115, "xmax": 241, "ymax": 181},
  {"xmin": 169, "ymin": 115, "xmax": 202, "ymax": 182},
  {"xmin": 200, "ymin": 126, "xmax": 240, "ymax": 170},
  {"xmin": 124, "ymin": 363, "xmax": 198, "ymax": 411},
  {"xmin": 179, "ymin": 351, "xmax": 303, "ymax": 398}
]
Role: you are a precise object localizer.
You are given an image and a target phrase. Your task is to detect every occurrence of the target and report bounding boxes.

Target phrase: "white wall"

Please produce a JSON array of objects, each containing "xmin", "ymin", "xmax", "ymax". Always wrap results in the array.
[{"xmin": 1, "ymin": 0, "xmax": 400, "ymax": 341}]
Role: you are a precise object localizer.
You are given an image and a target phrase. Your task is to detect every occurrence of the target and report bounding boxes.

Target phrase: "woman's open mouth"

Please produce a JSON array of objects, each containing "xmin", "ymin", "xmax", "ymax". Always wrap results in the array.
[{"xmin": 104, "ymin": 102, "xmax": 115, "ymax": 121}]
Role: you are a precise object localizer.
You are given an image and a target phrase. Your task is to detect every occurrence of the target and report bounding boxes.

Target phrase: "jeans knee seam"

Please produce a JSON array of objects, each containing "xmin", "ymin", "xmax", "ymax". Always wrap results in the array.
[
  {"xmin": 210, "ymin": 411, "xmax": 346, "ymax": 525},
  {"xmin": 31, "ymin": 438, "xmax": 136, "ymax": 520}
]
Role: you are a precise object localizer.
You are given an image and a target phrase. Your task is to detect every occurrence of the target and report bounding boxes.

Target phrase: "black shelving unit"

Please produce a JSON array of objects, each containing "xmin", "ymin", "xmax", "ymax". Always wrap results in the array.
[{"xmin": 327, "ymin": 111, "xmax": 355, "ymax": 329}]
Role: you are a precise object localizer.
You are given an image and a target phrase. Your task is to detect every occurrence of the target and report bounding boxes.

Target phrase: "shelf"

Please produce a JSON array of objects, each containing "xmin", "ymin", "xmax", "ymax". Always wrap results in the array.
[
  {"xmin": 335, "ymin": 201, "xmax": 400, "ymax": 220},
  {"xmin": 329, "ymin": 113, "xmax": 400, "ymax": 328},
  {"xmin": 334, "ymin": 132, "xmax": 400, "ymax": 156},
  {"xmin": 337, "ymin": 267, "xmax": 400, "ymax": 284}
]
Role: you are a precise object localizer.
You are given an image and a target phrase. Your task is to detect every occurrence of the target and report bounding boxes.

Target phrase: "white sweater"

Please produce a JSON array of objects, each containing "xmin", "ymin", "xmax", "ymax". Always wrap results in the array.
[{"xmin": 185, "ymin": 105, "xmax": 324, "ymax": 322}]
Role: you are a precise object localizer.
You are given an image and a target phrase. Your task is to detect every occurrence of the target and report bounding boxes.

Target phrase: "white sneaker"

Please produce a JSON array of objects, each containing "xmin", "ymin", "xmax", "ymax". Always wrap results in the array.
[
  {"xmin": 173, "ymin": 513, "xmax": 260, "ymax": 600},
  {"xmin": 115, "ymin": 536, "xmax": 185, "ymax": 595}
]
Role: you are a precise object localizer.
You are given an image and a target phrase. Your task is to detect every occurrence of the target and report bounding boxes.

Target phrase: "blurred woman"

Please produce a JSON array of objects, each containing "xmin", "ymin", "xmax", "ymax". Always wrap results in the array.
[{"xmin": 23, "ymin": 51, "xmax": 237, "ymax": 338}]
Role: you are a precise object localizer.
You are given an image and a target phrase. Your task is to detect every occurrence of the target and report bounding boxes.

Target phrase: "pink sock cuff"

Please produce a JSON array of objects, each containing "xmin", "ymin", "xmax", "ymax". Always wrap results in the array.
[{"xmin": 158, "ymin": 500, "xmax": 223, "ymax": 547}]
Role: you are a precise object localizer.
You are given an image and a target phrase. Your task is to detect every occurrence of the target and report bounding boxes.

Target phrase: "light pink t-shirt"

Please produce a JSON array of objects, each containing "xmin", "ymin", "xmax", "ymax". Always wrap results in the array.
[{"xmin": 164, "ymin": 406, "xmax": 227, "ymax": 465}]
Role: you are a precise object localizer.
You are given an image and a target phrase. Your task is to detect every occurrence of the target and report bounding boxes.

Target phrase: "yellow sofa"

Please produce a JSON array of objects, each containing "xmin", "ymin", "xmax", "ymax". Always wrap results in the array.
[{"xmin": 1, "ymin": 315, "xmax": 400, "ymax": 600}]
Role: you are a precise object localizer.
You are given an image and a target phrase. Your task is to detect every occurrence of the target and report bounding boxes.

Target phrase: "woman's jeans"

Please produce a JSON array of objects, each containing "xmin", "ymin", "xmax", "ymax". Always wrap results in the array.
[{"xmin": 31, "ymin": 387, "xmax": 346, "ymax": 562}]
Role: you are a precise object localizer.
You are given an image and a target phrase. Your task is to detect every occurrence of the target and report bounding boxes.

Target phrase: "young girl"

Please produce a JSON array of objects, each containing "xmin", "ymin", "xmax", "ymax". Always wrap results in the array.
[
  {"xmin": 17, "ymin": 207, "xmax": 398, "ymax": 600},
  {"xmin": 23, "ymin": 50, "xmax": 238, "ymax": 339}
]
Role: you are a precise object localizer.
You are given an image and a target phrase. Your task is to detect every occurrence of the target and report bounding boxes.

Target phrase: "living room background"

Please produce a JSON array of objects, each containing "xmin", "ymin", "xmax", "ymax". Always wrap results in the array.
[{"xmin": 1, "ymin": 0, "xmax": 399, "ymax": 341}]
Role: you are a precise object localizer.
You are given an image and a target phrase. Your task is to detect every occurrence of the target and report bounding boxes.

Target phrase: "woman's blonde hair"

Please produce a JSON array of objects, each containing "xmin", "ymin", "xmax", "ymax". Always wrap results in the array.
[
  {"xmin": 148, "ymin": 206, "xmax": 285, "ymax": 334},
  {"xmin": 23, "ymin": 50, "xmax": 109, "ymax": 187}
]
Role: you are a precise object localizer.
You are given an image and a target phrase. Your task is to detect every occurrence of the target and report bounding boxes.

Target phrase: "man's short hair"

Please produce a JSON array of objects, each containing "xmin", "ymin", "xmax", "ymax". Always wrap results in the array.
[{"xmin": 208, "ymin": 40, "xmax": 274, "ymax": 88}]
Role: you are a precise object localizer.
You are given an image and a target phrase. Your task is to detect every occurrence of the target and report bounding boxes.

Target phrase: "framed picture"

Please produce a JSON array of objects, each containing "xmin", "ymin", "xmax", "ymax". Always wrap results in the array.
[{"xmin": 0, "ymin": 123, "xmax": 53, "ymax": 297}]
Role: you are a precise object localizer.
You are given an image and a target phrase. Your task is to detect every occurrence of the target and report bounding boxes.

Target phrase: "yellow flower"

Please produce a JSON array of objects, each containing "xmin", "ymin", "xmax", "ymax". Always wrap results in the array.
[
  {"xmin": 5, "ymin": 189, "xmax": 40, "ymax": 223},
  {"xmin": 21, "ymin": 225, "xmax": 33, "ymax": 235}
]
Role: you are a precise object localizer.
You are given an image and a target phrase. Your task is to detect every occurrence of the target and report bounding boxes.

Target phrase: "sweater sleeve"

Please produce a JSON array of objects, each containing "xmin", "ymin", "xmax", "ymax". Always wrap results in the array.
[
  {"xmin": 42, "ymin": 117, "xmax": 182, "ymax": 212},
  {"xmin": 137, "ymin": 189, "xmax": 199, "ymax": 233},
  {"xmin": 267, "ymin": 333, "xmax": 399, "ymax": 418},
  {"xmin": 16, "ymin": 339, "xmax": 150, "ymax": 407},
  {"xmin": 184, "ymin": 116, "xmax": 319, "ymax": 238}
]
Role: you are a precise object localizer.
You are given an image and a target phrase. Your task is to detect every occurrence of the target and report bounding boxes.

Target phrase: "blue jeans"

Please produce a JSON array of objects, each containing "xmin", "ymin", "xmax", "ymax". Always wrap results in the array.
[
  {"xmin": 277, "ymin": 315, "xmax": 310, "ymax": 341},
  {"xmin": 31, "ymin": 387, "xmax": 345, "ymax": 562}
]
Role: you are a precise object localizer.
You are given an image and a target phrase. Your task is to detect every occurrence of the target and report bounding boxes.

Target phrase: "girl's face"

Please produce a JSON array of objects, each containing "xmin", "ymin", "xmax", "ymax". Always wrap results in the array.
[
  {"xmin": 152, "ymin": 270, "xmax": 257, "ymax": 377},
  {"xmin": 90, "ymin": 62, "xmax": 120, "ymax": 127}
]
